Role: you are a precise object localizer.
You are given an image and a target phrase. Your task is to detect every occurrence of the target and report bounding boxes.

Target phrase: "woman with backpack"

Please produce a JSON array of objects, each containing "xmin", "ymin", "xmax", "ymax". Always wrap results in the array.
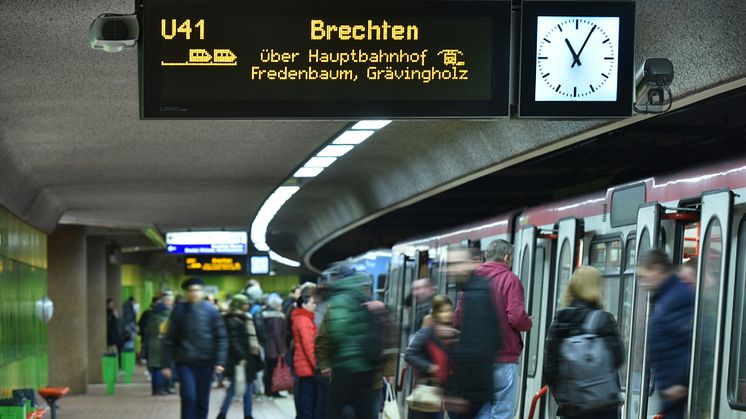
[{"xmin": 544, "ymin": 266, "xmax": 624, "ymax": 419}]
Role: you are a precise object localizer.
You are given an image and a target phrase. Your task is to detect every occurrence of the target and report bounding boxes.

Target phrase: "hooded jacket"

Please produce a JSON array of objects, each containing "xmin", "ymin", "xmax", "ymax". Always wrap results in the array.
[
  {"xmin": 544, "ymin": 299, "xmax": 623, "ymax": 415},
  {"xmin": 475, "ymin": 261, "xmax": 532, "ymax": 363},
  {"xmin": 292, "ymin": 307, "xmax": 317, "ymax": 377},
  {"xmin": 144, "ymin": 302, "xmax": 171, "ymax": 368},
  {"xmin": 163, "ymin": 300, "xmax": 228, "ymax": 367},
  {"xmin": 223, "ymin": 311, "xmax": 258, "ymax": 381}
]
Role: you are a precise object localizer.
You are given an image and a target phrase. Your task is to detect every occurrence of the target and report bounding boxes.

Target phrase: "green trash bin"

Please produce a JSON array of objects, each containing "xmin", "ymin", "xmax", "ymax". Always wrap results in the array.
[
  {"xmin": 102, "ymin": 354, "xmax": 118, "ymax": 395},
  {"xmin": 121, "ymin": 350, "xmax": 136, "ymax": 384}
]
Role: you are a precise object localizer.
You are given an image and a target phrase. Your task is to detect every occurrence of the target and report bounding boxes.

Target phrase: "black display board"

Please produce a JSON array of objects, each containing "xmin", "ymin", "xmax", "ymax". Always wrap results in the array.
[
  {"xmin": 519, "ymin": 1, "xmax": 635, "ymax": 118},
  {"xmin": 184, "ymin": 255, "xmax": 248, "ymax": 275},
  {"xmin": 139, "ymin": 0, "xmax": 512, "ymax": 118}
]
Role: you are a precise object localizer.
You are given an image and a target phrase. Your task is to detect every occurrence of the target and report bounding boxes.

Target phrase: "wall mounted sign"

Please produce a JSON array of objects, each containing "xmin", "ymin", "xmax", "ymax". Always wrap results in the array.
[
  {"xmin": 166, "ymin": 231, "xmax": 248, "ymax": 255},
  {"xmin": 519, "ymin": 1, "xmax": 635, "ymax": 117},
  {"xmin": 139, "ymin": 0, "xmax": 512, "ymax": 118}
]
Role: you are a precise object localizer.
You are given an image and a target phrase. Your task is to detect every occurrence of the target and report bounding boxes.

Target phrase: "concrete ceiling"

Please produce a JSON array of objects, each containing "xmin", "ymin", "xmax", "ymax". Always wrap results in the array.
[{"xmin": 0, "ymin": 1, "xmax": 345, "ymax": 244}]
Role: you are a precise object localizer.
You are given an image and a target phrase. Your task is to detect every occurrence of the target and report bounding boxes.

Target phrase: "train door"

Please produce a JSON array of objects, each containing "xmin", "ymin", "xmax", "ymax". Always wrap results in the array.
[
  {"xmin": 688, "ymin": 190, "xmax": 733, "ymax": 418},
  {"xmin": 552, "ymin": 218, "xmax": 580, "ymax": 308},
  {"xmin": 401, "ymin": 250, "xmax": 429, "ymax": 416},
  {"xmin": 720, "ymin": 196, "xmax": 746, "ymax": 418},
  {"xmin": 387, "ymin": 252, "xmax": 416, "ymax": 412},
  {"xmin": 514, "ymin": 225, "xmax": 538, "ymax": 419},
  {"xmin": 624, "ymin": 202, "xmax": 661, "ymax": 419}
]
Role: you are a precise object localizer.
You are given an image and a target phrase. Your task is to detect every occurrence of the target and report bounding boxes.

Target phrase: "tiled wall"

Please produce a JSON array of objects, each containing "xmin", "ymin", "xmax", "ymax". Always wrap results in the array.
[{"xmin": 0, "ymin": 207, "xmax": 48, "ymax": 398}]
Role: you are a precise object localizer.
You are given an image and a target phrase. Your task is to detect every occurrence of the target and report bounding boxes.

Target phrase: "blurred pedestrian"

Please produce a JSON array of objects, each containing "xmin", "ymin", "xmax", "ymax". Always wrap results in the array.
[
  {"xmin": 284, "ymin": 286, "xmax": 301, "ymax": 314},
  {"xmin": 106, "ymin": 298, "xmax": 122, "ymax": 355},
  {"xmin": 217, "ymin": 294, "xmax": 260, "ymax": 419},
  {"xmin": 544, "ymin": 266, "xmax": 623, "ymax": 419},
  {"xmin": 261, "ymin": 293, "xmax": 286, "ymax": 398},
  {"xmin": 292, "ymin": 294, "xmax": 317, "ymax": 419},
  {"xmin": 163, "ymin": 278, "xmax": 228, "ymax": 419},
  {"xmin": 473, "ymin": 239, "xmax": 531, "ymax": 419},
  {"xmin": 405, "ymin": 295, "xmax": 459, "ymax": 419},
  {"xmin": 122, "ymin": 296, "xmax": 139, "ymax": 351},
  {"xmin": 145, "ymin": 292, "xmax": 174, "ymax": 396},
  {"xmin": 447, "ymin": 247, "xmax": 501, "ymax": 419},
  {"xmin": 638, "ymin": 250, "xmax": 695, "ymax": 419},
  {"xmin": 139, "ymin": 296, "xmax": 161, "ymax": 358},
  {"xmin": 320, "ymin": 270, "xmax": 379, "ymax": 419},
  {"xmin": 412, "ymin": 277, "xmax": 436, "ymax": 331}
]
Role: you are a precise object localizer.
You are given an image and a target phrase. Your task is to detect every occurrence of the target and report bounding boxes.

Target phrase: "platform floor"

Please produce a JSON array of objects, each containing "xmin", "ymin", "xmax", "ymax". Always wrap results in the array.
[{"xmin": 53, "ymin": 371, "xmax": 295, "ymax": 419}]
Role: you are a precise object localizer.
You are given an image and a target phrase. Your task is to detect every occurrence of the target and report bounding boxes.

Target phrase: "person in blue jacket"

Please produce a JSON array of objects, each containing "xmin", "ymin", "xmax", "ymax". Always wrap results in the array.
[{"xmin": 637, "ymin": 249, "xmax": 695, "ymax": 419}]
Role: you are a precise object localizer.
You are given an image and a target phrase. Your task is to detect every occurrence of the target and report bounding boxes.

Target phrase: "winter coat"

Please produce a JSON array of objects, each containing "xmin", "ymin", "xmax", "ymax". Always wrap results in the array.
[
  {"xmin": 163, "ymin": 300, "xmax": 228, "ymax": 367},
  {"xmin": 647, "ymin": 274, "xmax": 695, "ymax": 391},
  {"xmin": 405, "ymin": 327, "xmax": 448, "ymax": 383},
  {"xmin": 260, "ymin": 308, "xmax": 286, "ymax": 360},
  {"xmin": 323, "ymin": 274, "xmax": 376, "ymax": 374},
  {"xmin": 144, "ymin": 302, "xmax": 170, "ymax": 368},
  {"xmin": 474, "ymin": 261, "xmax": 532, "ymax": 363},
  {"xmin": 447, "ymin": 274, "xmax": 501, "ymax": 404},
  {"xmin": 544, "ymin": 299, "xmax": 623, "ymax": 415},
  {"xmin": 223, "ymin": 311, "xmax": 258, "ymax": 381},
  {"xmin": 106, "ymin": 308, "xmax": 122, "ymax": 347},
  {"xmin": 292, "ymin": 307, "xmax": 317, "ymax": 377}
]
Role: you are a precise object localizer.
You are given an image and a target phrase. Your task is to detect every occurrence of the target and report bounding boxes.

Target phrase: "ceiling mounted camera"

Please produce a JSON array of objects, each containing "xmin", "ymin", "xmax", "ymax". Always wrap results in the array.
[
  {"xmin": 634, "ymin": 58, "xmax": 674, "ymax": 114},
  {"xmin": 89, "ymin": 13, "xmax": 139, "ymax": 53}
]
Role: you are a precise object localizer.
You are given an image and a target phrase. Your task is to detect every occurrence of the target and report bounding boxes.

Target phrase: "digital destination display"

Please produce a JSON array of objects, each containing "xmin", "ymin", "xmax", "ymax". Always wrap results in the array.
[
  {"xmin": 139, "ymin": 0, "xmax": 511, "ymax": 118},
  {"xmin": 184, "ymin": 255, "xmax": 247, "ymax": 275},
  {"xmin": 166, "ymin": 231, "xmax": 248, "ymax": 255}
]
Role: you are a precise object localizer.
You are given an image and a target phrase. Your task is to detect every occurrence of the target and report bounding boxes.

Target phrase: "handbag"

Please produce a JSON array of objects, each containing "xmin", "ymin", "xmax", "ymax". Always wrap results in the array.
[
  {"xmin": 235, "ymin": 360, "xmax": 247, "ymax": 396},
  {"xmin": 383, "ymin": 381, "xmax": 401, "ymax": 419},
  {"xmin": 271, "ymin": 357, "xmax": 294, "ymax": 393},
  {"xmin": 406, "ymin": 382, "xmax": 443, "ymax": 413}
]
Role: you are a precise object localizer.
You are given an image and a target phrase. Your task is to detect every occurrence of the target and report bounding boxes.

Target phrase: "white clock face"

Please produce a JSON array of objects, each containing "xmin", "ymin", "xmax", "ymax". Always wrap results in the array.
[{"xmin": 534, "ymin": 16, "xmax": 620, "ymax": 102}]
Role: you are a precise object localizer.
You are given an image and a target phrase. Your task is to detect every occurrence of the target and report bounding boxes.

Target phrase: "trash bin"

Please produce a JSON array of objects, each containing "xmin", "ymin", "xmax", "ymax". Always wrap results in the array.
[
  {"xmin": 121, "ymin": 350, "xmax": 136, "ymax": 384},
  {"xmin": 102, "ymin": 353, "xmax": 118, "ymax": 395},
  {"xmin": 0, "ymin": 388, "xmax": 35, "ymax": 419}
]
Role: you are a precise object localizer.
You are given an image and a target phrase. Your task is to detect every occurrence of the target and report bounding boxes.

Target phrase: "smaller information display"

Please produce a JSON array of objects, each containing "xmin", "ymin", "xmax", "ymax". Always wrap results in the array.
[
  {"xmin": 185, "ymin": 255, "xmax": 248, "ymax": 275},
  {"xmin": 166, "ymin": 231, "xmax": 248, "ymax": 255}
]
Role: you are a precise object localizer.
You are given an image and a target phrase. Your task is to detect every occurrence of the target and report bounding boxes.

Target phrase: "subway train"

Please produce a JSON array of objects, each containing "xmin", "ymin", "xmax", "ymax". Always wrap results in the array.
[{"xmin": 381, "ymin": 157, "xmax": 746, "ymax": 419}]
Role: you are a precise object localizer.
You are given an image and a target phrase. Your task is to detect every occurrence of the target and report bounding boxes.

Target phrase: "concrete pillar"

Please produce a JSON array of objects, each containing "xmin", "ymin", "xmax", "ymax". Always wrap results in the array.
[
  {"xmin": 47, "ymin": 225, "xmax": 88, "ymax": 394},
  {"xmin": 86, "ymin": 237, "xmax": 107, "ymax": 384},
  {"xmin": 106, "ymin": 244, "xmax": 121, "ymax": 308}
]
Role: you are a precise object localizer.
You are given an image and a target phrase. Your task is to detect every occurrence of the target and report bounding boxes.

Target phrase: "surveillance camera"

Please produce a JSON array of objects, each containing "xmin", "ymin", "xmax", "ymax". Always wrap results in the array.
[
  {"xmin": 89, "ymin": 13, "xmax": 139, "ymax": 53},
  {"xmin": 634, "ymin": 58, "xmax": 674, "ymax": 114}
]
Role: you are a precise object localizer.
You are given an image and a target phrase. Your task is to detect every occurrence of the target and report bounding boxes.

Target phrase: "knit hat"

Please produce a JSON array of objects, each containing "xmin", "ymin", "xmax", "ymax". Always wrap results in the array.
[
  {"xmin": 267, "ymin": 293, "xmax": 283, "ymax": 308},
  {"xmin": 230, "ymin": 294, "xmax": 249, "ymax": 310},
  {"xmin": 181, "ymin": 277, "xmax": 204, "ymax": 290}
]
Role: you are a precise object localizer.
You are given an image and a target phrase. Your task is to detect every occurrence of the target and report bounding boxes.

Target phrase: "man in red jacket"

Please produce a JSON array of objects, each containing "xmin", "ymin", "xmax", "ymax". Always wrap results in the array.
[{"xmin": 475, "ymin": 239, "xmax": 532, "ymax": 419}]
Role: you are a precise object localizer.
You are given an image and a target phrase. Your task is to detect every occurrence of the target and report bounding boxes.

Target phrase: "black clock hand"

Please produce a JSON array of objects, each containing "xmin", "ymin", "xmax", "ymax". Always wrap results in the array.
[
  {"xmin": 564, "ymin": 39, "xmax": 582, "ymax": 67},
  {"xmin": 572, "ymin": 25, "xmax": 597, "ymax": 68}
]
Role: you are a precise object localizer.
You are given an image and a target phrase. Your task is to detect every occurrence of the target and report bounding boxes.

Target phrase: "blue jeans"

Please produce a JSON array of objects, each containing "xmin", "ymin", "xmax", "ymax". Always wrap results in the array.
[
  {"xmin": 220, "ymin": 380, "xmax": 254, "ymax": 416},
  {"xmin": 315, "ymin": 375, "xmax": 329, "ymax": 419},
  {"xmin": 298, "ymin": 377, "xmax": 315, "ymax": 419},
  {"xmin": 176, "ymin": 364, "xmax": 214, "ymax": 419},
  {"xmin": 476, "ymin": 363, "xmax": 518, "ymax": 419},
  {"xmin": 148, "ymin": 367, "xmax": 163, "ymax": 395}
]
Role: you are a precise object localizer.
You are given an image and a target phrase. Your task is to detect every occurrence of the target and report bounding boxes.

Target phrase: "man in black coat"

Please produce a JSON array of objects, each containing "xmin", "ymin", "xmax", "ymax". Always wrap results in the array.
[{"xmin": 163, "ymin": 278, "xmax": 228, "ymax": 419}]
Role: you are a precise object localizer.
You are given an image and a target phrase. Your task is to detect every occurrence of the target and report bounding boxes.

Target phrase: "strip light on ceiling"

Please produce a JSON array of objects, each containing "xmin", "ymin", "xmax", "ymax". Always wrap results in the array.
[{"xmin": 250, "ymin": 121, "xmax": 391, "ymax": 267}]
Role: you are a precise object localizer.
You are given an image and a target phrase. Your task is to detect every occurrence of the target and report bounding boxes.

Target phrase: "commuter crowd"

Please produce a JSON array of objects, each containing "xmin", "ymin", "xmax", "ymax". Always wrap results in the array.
[{"xmin": 107, "ymin": 240, "xmax": 696, "ymax": 419}]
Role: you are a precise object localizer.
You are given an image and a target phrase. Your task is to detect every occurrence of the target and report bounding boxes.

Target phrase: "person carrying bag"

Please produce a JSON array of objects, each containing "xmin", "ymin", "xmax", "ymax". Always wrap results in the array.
[{"xmin": 544, "ymin": 266, "xmax": 624, "ymax": 419}]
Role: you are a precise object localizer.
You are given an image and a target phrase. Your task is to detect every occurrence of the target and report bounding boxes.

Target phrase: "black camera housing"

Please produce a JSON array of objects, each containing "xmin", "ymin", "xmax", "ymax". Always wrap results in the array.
[{"xmin": 643, "ymin": 58, "xmax": 674, "ymax": 86}]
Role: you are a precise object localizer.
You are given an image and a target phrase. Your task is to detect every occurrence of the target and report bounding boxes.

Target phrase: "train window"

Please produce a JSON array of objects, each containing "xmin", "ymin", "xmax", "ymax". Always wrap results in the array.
[
  {"xmin": 683, "ymin": 223, "xmax": 700, "ymax": 260},
  {"xmin": 555, "ymin": 239, "xmax": 572, "ymax": 309},
  {"xmin": 730, "ymin": 216, "xmax": 746, "ymax": 409},
  {"xmin": 611, "ymin": 183, "xmax": 646, "ymax": 227},
  {"xmin": 692, "ymin": 219, "xmax": 723, "ymax": 418},
  {"xmin": 625, "ymin": 229, "xmax": 650, "ymax": 419},
  {"xmin": 589, "ymin": 239, "xmax": 623, "ymax": 317},
  {"xmin": 520, "ymin": 245, "xmax": 531, "ymax": 290},
  {"xmin": 527, "ymin": 246, "xmax": 545, "ymax": 378}
]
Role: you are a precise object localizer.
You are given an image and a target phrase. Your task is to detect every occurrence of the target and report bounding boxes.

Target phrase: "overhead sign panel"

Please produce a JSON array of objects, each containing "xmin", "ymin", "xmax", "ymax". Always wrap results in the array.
[
  {"xmin": 185, "ymin": 255, "xmax": 248, "ymax": 275},
  {"xmin": 519, "ymin": 1, "xmax": 635, "ymax": 117},
  {"xmin": 140, "ymin": 0, "xmax": 512, "ymax": 118},
  {"xmin": 166, "ymin": 231, "xmax": 248, "ymax": 255}
]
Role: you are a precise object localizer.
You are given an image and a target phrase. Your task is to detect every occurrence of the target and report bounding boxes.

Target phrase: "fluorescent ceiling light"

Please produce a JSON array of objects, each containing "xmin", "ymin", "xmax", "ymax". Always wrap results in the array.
[
  {"xmin": 332, "ymin": 130, "xmax": 375, "ymax": 145},
  {"xmin": 294, "ymin": 167, "xmax": 324, "ymax": 178},
  {"xmin": 270, "ymin": 250, "xmax": 301, "ymax": 267},
  {"xmin": 250, "ymin": 185, "xmax": 300, "ymax": 252},
  {"xmin": 304, "ymin": 157, "xmax": 337, "ymax": 168},
  {"xmin": 352, "ymin": 120, "xmax": 392, "ymax": 130},
  {"xmin": 317, "ymin": 144, "xmax": 354, "ymax": 157}
]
